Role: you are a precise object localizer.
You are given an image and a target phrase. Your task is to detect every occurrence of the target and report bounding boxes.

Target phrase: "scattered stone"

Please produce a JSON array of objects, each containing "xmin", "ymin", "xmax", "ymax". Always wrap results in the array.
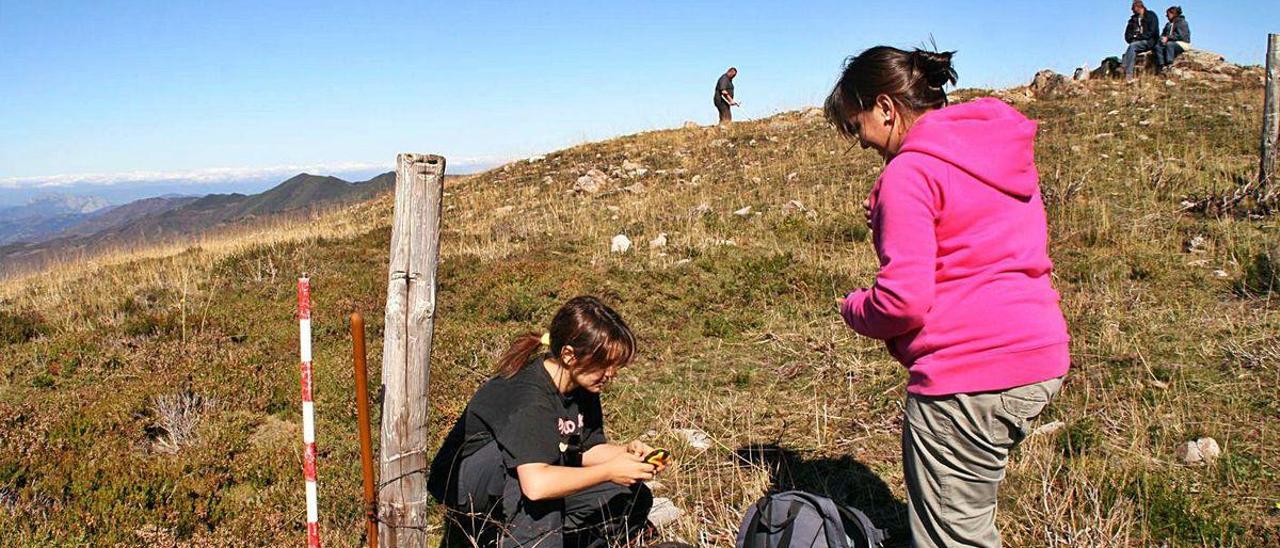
[
  {"xmin": 649, "ymin": 233, "xmax": 668, "ymax": 249},
  {"xmin": 1177, "ymin": 437, "xmax": 1221, "ymax": 466},
  {"xmin": 1138, "ymin": 134, "xmax": 1150, "ymax": 141},
  {"xmin": 715, "ymin": 239, "xmax": 737, "ymax": 247},
  {"xmin": 682, "ymin": 121, "xmax": 699, "ymax": 129},
  {"xmin": 690, "ymin": 203, "xmax": 713, "ymax": 216},
  {"xmin": 541, "ymin": 175, "xmax": 554, "ymax": 185},
  {"xmin": 526, "ymin": 154, "xmax": 546, "ymax": 163},
  {"xmin": 1093, "ymin": 133, "xmax": 1115, "ymax": 140},
  {"xmin": 673, "ymin": 258, "xmax": 692, "ymax": 266},
  {"xmin": 674, "ymin": 428, "xmax": 712, "ymax": 450},
  {"xmin": 494, "ymin": 205, "xmax": 515, "ymax": 215},
  {"xmin": 604, "ymin": 205, "xmax": 621, "ymax": 213},
  {"xmin": 610, "ymin": 234, "xmax": 632, "ymax": 254},
  {"xmin": 782, "ymin": 200, "xmax": 807, "ymax": 215},
  {"xmin": 1213, "ymin": 269, "xmax": 1229, "ymax": 278},
  {"xmin": 709, "ymin": 138, "xmax": 729, "ymax": 147},
  {"xmin": 802, "ymin": 107, "xmax": 824, "ymax": 120},
  {"xmin": 574, "ymin": 169, "xmax": 609, "ymax": 194},
  {"xmin": 1182, "ymin": 235, "xmax": 1207, "ymax": 254},
  {"xmin": 648, "ymin": 497, "xmax": 685, "ymax": 527},
  {"xmin": 690, "ymin": 175, "xmax": 703, "ymax": 186},
  {"xmin": 1029, "ymin": 69, "xmax": 1086, "ymax": 99},
  {"xmin": 786, "ymin": 172, "xmax": 799, "ymax": 183},
  {"xmin": 1106, "ymin": 110, "xmax": 1120, "ymax": 116},
  {"xmin": 622, "ymin": 159, "xmax": 646, "ymax": 173},
  {"xmin": 623, "ymin": 182, "xmax": 647, "ymax": 194},
  {"xmin": 1032, "ymin": 420, "xmax": 1065, "ymax": 437},
  {"xmin": 733, "ymin": 206, "xmax": 753, "ymax": 217}
]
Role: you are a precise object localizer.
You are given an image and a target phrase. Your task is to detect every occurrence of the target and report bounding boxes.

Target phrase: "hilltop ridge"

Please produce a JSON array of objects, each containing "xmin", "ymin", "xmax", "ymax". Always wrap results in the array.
[{"xmin": 0, "ymin": 73, "xmax": 1277, "ymax": 545}]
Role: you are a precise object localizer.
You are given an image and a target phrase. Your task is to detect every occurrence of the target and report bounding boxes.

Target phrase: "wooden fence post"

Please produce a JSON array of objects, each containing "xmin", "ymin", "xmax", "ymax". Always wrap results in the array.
[
  {"xmin": 1262, "ymin": 34, "xmax": 1279, "ymax": 187},
  {"xmin": 379, "ymin": 153, "xmax": 446, "ymax": 546}
]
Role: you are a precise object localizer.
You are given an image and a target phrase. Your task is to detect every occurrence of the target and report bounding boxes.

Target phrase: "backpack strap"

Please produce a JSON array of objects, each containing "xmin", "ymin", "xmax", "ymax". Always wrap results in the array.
[
  {"xmin": 781, "ymin": 491, "xmax": 850, "ymax": 548},
  {"xmin": 834, "ymin": 505, "xmax": 887, "ymax": 548},
  {"xmin": 773, "ymin": 499, "xmax": 806, "ymax": 548}
]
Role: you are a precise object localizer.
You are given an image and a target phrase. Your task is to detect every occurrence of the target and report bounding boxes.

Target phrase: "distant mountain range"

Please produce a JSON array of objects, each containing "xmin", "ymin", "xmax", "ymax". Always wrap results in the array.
[{"xmin": 0, "ymin": 172, "xmax": 395, "ymax": 276}]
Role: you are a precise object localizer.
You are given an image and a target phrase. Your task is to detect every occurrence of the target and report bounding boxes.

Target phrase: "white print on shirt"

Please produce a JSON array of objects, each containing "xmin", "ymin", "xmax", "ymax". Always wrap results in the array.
[{"xmin": 557, "ymin": 414, "xmax": 584, "ymax": 436}]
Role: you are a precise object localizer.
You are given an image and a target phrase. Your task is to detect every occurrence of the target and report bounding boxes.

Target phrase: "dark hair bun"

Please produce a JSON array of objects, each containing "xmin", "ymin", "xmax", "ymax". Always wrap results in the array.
[{"xmin": 913, "ymin": 50, "xmax": 958, "ymax": 88}]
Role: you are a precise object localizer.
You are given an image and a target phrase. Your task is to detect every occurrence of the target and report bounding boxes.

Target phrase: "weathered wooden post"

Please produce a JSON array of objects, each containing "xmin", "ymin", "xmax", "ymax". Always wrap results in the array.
[
  {"xmin": 1261, "ymin": 34, "xmax": 1279, "ymax": 187},
  {"xmin": 379, "ymin": 153, "xmax": 446, "ymax": 546}
]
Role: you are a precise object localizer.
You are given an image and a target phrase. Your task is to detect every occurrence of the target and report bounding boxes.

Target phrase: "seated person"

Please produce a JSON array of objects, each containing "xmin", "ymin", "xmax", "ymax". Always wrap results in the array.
[
  {"xmin": 428, "ymin": 296, "xmax": 662, "ymax": 547},
  {"xmin": 1122, "ymin": 0, "xmax": 1160, "ymax": 82},
  {"xmin": 1156, "ymin": 6, "xmax": 1191, "ymax": 71}
]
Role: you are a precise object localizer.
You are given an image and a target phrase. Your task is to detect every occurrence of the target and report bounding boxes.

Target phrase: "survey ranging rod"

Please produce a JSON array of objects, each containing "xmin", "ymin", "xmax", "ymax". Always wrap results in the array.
[{"xmin": 298, "ymin": 276, "xmax": 321, "ymax": 547}]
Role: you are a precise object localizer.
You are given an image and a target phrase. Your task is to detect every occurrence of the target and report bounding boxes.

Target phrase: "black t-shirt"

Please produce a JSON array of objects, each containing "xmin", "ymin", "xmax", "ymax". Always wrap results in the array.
[
  {"xmin": 715, "ymin": 73, "xmax": 734, "ymax": 103},
  {"xmin": 432, "ymin": 356, "xmax": 607, "ymax": 486}
]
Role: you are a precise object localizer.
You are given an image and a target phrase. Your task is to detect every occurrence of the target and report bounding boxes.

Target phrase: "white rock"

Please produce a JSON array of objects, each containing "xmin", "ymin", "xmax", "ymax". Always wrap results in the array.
[
  {"xmin": 647, "ymin": 497, "xmax": 684, "ymax": 527},
  {"xmin": 682, "ymin": 120, "xmax": 700, "ymax": 129},
  {"xmin": 674, "ymin": 258, "xmax": 692, "ymax": 266},
  {"xmin": 733, "ymin": 206, "xmax": 753, "ymax": 217},
  {"xmin": 649, "ymin": 233, "xmax": 668, "ymax": 249},
  {"xmin": 782, "ymin": 200, "xmax": 807, "ymax": 214},
  {"xmin": 1177, "ymin": 437, "xmax": 1221, "ymax": 466},
  {"xmin": 541, "ymin": 175, "xmax": 554, "ymax": 185},
  {"xmin": 674, "ymin": 428, "xmax": 712, "ymax": 450},
  {"xmin": 526, "ymin": 154, "xmax": 546, "ymax": 163},
  {"xmin": 1106, "ymin": 109, "xmax": 1120, "ymax": 116},
  {"xmin": 622, "ymin": 159, "xmax": 645, "ymax": 172},
  {"xmin": 574, "ymin": 169, "xmax": 609, "ymax": 194},
  {"xmin": 610, "ymin": 234, "xmax": 632, "ymax": 254},
  {"xmin": 1213, "ymin": 269, "xmax": 1229, "ymax": 278},
  {"xmin": 690, "ymin": 203, "xmax": 713, "ymax": 216},
  {"xmin": 624, "ymin": 182, "xmax": 646, "ymax": 194},
  {"xmin": 1032, "ymin": 420, "xmax": 1065, "ymax": 437},
  {"xmin": 786, "ymin": 172, "xmax": 799, "ymax": 182}
]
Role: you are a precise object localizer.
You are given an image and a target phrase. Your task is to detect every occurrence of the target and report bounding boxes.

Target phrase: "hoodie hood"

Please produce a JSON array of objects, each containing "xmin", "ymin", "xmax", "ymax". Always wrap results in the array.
[{"xmin": 897, "ymin": 98, "xmax": 1039, "ymax": 199}]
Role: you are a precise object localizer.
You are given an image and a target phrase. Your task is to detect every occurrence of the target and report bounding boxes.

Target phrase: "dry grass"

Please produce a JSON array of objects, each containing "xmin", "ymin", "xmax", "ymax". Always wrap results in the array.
[{"xmin": 1, "ymin": 74, "xmax": 1278, "ymax": 546}]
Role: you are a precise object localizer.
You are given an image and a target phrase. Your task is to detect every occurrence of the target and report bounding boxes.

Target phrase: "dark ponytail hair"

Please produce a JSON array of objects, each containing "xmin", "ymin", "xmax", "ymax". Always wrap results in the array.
[
  {"xmin": 495, "ymin": 295, "xmax": 636, "ymax": 379},
  {"xmin": 824, "ymin": 46, "xmax": 958, "ymax": 139}
]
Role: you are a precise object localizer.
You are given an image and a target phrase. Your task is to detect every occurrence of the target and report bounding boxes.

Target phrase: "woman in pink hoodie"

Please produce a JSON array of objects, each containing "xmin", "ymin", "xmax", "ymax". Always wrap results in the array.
[{"xmin": 825, "ymin": 47, "xmax": 1069, "ymax": 547}]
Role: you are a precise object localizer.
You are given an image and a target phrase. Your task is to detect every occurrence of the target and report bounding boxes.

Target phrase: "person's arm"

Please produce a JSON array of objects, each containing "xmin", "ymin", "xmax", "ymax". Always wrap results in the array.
[
  {"xmin": 840, "ymin": 162, "xmax": 940, "ymax": 340},
  {"xmin": 582, "ymin": 443, "xmax": 627, "ymax": 466},
  {"xmin": 516, "ymin": 452, "xmax": 653, "ymax": 501},
  {"xmin": 721, "ymin": 89, "xmax": 737, "ymax": 106},
  {"xmin": 1143, "ymin": 13, "xmax": 1159, "ymax": 42}
]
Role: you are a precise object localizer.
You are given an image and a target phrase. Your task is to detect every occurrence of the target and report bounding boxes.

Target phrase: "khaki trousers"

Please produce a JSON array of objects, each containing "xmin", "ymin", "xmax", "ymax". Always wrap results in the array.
[{"xmin": 903, "ymin": 377, "xmax": 1063, "ymax": 547}]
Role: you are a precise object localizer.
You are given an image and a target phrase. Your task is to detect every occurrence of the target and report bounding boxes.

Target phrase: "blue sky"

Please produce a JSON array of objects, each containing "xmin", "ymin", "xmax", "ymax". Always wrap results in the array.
[{"xmin": 1, "ymin": 0, "xmax": 1276, "ymax": 202}]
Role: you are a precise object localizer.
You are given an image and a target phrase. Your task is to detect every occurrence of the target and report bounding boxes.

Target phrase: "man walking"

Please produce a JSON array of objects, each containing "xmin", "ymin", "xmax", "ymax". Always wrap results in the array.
[
  {"xmin": 714, "ymin": 67, "xmax": 739, "ymax": 125},
  {"xmin": 1121, "ymin": 0, "xmax": 1160, "ymax": 82}
]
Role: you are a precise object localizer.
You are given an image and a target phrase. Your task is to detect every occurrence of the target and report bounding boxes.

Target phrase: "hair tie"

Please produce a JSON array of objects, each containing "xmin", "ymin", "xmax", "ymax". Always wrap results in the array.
[{"xmin": 539, "ymin": 332, "xmax": 552, "ymax": 347}]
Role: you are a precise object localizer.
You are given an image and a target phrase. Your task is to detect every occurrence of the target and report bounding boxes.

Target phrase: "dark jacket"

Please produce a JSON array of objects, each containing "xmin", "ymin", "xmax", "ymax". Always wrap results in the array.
[
  {"xmin": 1125, "ymin": 10, "xmax": 1159, "ymax": 44},
  {"xmin": 1162, "ymin": 15, "xmax": 1190, "ymax": 43}
]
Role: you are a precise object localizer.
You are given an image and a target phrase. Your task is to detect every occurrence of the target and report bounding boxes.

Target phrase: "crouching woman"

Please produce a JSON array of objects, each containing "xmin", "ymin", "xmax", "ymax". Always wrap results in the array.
[
  {"xmin": 825, "ymin": 46, "xmax": 1070, "ymax": 546},
  {"xmin": 428, "ymin": 296, "xmax": 659, "ymax": 547}
]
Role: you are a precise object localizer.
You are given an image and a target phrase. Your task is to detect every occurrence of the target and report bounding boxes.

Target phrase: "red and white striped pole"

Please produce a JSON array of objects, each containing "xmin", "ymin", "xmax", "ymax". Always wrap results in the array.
[{"xmin": 297, "ymin": 275, "xmax": 321, "ymax": 548}]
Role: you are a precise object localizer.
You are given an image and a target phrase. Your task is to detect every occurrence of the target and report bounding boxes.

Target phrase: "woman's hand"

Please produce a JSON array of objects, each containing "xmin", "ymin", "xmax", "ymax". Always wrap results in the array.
[
  {"xmin": 626, "ymin": 440, "xmax": 668, "ymax": 474},
  {"xmin": 862, "ymin": 198, "xmax": 873, "ymax": 228},
  {"xmin": 603, "ymin": 452, "xmax": 655, "ymax": 486}
]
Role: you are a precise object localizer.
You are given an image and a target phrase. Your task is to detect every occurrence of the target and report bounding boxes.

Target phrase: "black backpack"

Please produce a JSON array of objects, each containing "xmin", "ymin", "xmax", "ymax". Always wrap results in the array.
[{"xmin": 735, "ymin": 490, "xmax": 886, "ymax": 548}]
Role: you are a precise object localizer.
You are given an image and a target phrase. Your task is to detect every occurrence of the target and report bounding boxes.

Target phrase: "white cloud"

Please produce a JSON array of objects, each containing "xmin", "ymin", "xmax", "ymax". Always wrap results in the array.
[{"xmin": 0, "ymin": 156, "xmax": 506, "ymax": 189}]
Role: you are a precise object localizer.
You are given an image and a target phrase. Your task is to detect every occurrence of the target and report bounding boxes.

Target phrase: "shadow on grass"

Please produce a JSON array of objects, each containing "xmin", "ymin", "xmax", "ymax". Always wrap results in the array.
[{"xmin": 733, "ymin": 444, "xmax": 908, "ymax": 547}]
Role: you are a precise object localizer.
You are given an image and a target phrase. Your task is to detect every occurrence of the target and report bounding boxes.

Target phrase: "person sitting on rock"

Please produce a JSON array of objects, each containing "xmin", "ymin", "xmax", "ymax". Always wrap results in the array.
[
  {"xmin": 1155, "ymin": 6, "xmax": 1191, "ymax": 72},
  {"xmin": 427, "ymin": 296, "xmax": 660, "ymax": 548},
  {"xmin": 1122, "ymin": 0, "xmax": 1160, "ymax": 82}
]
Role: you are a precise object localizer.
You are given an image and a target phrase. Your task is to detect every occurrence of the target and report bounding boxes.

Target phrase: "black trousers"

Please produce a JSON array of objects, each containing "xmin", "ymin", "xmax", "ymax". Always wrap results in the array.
[
  {"xmin": 440, "ymin": 441, "xmax": 653, "ymax": 548},
  {"xmin": 715, "ymin": 99, "xmax": 732, "ymax": 124}
]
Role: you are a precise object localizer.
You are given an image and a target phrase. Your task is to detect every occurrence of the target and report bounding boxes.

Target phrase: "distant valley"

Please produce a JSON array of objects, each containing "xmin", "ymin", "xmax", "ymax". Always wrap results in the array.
[{"xmin": 0, "ymin": 172, "xmax": 395, "ymax": 276}]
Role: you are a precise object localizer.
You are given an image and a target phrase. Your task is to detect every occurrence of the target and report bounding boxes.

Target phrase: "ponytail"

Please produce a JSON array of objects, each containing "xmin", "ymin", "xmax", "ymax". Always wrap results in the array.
[
  {"xmin": 825, "ymin": 46, "xmax": 959, "ymax": 139},
  {"xmin": 495, "ymin": 332, "xmax": 544, "ymax": 378},
  {"xmin": 493, "ymin": 296, "xmax": 636, "ymax": 379}
]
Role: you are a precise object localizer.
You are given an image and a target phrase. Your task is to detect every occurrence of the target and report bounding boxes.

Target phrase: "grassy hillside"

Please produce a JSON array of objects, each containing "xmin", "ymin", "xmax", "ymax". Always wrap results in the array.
[{"xmin": 1, "ymin": 74, "xmax": 1277, "ymax": 546}]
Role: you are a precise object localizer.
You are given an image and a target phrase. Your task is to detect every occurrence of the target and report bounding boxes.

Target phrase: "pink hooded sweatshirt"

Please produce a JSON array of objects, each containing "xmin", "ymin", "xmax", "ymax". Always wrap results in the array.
[{"xmin": 841, "ymin": 98, "xmax": 1070, "ymax": 396}]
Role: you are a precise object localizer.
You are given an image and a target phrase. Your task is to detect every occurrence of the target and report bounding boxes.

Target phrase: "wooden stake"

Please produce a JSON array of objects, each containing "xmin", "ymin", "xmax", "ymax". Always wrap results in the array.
[
  {"xmin": 351, "ymin": 313, "xmax": 378, "ymax": 548},
  {"xmin": 379, "ymin": 154, "xmax": 446, "ymax": 546},
  {"xmin": 1261, "ymin": 34, "xmax": 1279, "ymax": 187}
]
